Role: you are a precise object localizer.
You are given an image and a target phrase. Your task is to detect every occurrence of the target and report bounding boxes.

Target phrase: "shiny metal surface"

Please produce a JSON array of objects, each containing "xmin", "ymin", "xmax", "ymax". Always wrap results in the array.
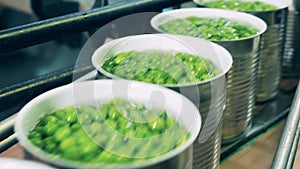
[
  {"xmin": 286, "ymin": 122, "xmax": 300, "ymax": 169},
  {"xmin": 141, "ymin": 147, "xmax": 193, "ymax": 169},
  {"xmin": 283, "ymin": 8, "xmax": 300, "ymax": 77},
  {"xmin": 251, "ymin": 7, "xmax": 288, "ymax": 102},
  {"xmin": 192, "ymin": 120, "xmax": 222, "ymax": 169},
  {"xmin": 271, "ymin": 80, "xmax": 300, "ymax": 169},
  {"xmin": 0, "ymin": 114, "xmax": 16, "ymax": 140},
  {"xmin": 221, "ymin": 81, "xmax": 296, "ymax": 160},
  {"xmin": 218, "ymin": 37, "xmax": 261, "ymax": 144},
  {"xmin": 170, "ymin": 76, "xmax": 226, "ymax": 169}
]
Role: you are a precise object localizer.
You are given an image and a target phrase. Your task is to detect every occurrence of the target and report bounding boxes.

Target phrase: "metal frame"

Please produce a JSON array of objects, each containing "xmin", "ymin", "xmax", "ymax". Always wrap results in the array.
[
  {"xmin": 271, "ymin": 80, "xmax": 300, "ymax": 169},
  {"xmin": 0, "ymin": 0, "xmax": 189, "ymax": 53}
]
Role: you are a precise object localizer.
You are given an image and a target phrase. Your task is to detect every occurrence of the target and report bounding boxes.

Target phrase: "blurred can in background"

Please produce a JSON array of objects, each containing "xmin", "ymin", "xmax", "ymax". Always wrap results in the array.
[
  {"xmin": 193, "ymin": 0, "xmax": 289, "ymax": 102},
  {"xmin": 282, "ymin": 0, "xmax": 300, "ymax": 77},
  {"xmin": 252, "ymin": 0, "xmax": 289, "ymax": 102}
]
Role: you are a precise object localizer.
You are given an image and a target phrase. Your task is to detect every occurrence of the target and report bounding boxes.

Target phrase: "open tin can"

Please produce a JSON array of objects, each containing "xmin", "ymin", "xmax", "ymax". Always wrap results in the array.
[
  {"xmin": 151, "ymin": 8, "xmax": 267, "ymax": 146},
  {"xmin": 283, "ymin": 1, "xmax": 300, "ymax": 77},
  {"xmin": 15, "ymin": 79, "xmax": 201, "ymax": 169},
  {"xmin": 92, "ymin": 34, "xmax": 233, "ymax": 169},
  {"xmin": 193, "ymin": 0, "xmax": 289, "ymax": 102}
]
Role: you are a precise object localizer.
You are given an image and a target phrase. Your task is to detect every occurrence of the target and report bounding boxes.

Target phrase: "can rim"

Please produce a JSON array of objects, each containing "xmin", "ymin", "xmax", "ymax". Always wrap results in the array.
[
  {"xmin": 150, "ymin": 8, "xmax": 267, "ymax": 42},
  {"xmin": 193, "ymin": 0, "xmax": 290, "ymax": 11},
  {"xmin": 91, "ymin": 33, "xmax": 233, "ymax": 87}
]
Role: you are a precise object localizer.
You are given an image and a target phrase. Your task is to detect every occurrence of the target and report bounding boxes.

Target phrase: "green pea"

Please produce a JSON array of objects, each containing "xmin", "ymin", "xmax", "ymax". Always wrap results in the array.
[
  {"xmin": 203, "ymin": 0, "xmax": 277, "ymax": 12},
  {"xmin": 159, "ymin": 17, "xmax": 259, "ymax": 41},
  {"xmin": 54, "ymin": 110, "xmax": 66, "ymax": 120},
  {"xmin": 117, "ymin": 119, "xmax": 129, "ymax": 134},
  {"xmin": 96, "ymin": 151, "xmax": 115, "ymax": 163},
  {"xmin": 148, "ymin": 118, "xmax": 165, "ymax": 133},
  {"xmin": 43, "ymin": 122, "xmax": 58, "ymax": 135},
  {"xmin": 166, "ymin": 118, "xmax": 176, "ymax": 128},
  {"xmin": 134, "ymin": 69, "xmax": 148, "ymax": 80},
  {"xmin": 30, "ymin": 137, "xmax": 44, "ymax": 148},
  {"xmin": 134, "ymin": 125, "xmax": 149, "ymax": 138},
  {"xmin": 56, "ymin": 120, "xmax": 68, "ymax": 127},
  {"xmin": 64, "ymin": 107, "xmax": 77, "ymax": 123},
  {"xmin": 59, "ymin": 137, "xmax": 76, "ymax": 150},
  {"xmin": 201, "ymin": 74, "xmax": 212, "ymax": 80},
  {"xmin": 165, "ymin": 77, "xmax": 176, "ymax": 84},
  {"xmin": 105, "ymin": 119, "xmax": 117, "ymax": 129},
  {"xmin": 75, "ymin": 128, "xmax": 94, "ymax": 145},
  {"xmin": 102, "ymin": 57, "xmax": 117, "ymax": 72},
  {"xmin": 44, "ymin": 136, "xmax": 57, "ymax": 149},
  {"xmin": 70, "ymin": 123, "xmax": 81, "ymax": 131},
  {"xmin": 40, "ymin": 114, "xmax": 58, "ymax": 125},
  {"xmin": 114, "ymin": 52, "xmax": 129, "ymax": 64},
  {"xmin": 175, "ymin": 52, "xmax": 186, "ymax": 61},
  {"xmin": 54, "ymin": 126, "xmax": 71, "ymax": 141},
  {"xmin": 63, "ymin": 147, "xmax": 82, "ymax": 160},
  {"xmin": 80, "ymin": 141, "xmax": 98, "ymax": 156},
  {"xmin": 108, "ymin": 107, "xmax": 121, "ymax": 120}
]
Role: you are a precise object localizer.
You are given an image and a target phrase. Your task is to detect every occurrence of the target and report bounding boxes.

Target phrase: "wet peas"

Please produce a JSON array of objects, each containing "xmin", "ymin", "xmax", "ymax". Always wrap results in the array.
[
  {"xmin": 101, "ymin": 51, "xmax": 220, "ymax": 84},
  {"xmin": 28, "ymin": 99, "xmax": 189, "ymax": 164},
  {"xmin": 203, "ymin": 0, "xmax": 278, "ymax": 12},
  {"xmin": 159, "ymin": 17, "xmax": 259, "ymax": 41}
]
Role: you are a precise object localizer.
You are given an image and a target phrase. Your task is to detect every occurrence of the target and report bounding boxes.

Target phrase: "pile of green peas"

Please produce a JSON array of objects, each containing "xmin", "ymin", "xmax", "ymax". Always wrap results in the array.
[
  {"xmin": 101, "ymin": 51, "xmax": 220, "ymax": 85},
  {"xmin": 203, "ymin": 0, "xmax": 278, "ymax": 12},
  {"xmin": 159, "ymin": 17, "xmax": 259, "ymax": 41},
  {"xmin": 28, "ymin": 99, "xmax": 189, "ymax": 164}
]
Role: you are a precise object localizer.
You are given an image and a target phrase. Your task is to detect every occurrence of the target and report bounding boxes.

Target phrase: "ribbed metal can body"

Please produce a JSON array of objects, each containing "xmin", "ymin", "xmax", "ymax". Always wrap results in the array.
[
  {"xmin": 251, "ymin": 8, "xmax": 288, "ymax": 102},
  {"xmin": 192, "ymin": 121, "xmax": 222, "ymax": 169},
  {"xmin": 166, "ymin": 3, "xmax": 268, "ymax": 144},
  {"xmin": 283, "ymin": 9, "xmax": 300, "ymax": 77},
  {"xmin": 218, "ymin": 37, "xmax": 261, "ymax": 143},
  {"xmin": 170, "ymin": 75, "xmax": 226, "ymax": 169}
]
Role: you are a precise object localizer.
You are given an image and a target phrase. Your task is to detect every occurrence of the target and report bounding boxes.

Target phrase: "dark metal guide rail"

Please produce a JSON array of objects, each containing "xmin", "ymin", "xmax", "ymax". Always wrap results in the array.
[{"xmin": 271, "ymin": 80, "xmax": 300, "ymax": 169}]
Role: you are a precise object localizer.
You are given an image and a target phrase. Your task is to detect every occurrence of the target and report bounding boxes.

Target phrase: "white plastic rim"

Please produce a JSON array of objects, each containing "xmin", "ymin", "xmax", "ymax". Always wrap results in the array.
[
  {"xmin": 91, "ymin": 34, "xmax": 233, "ymax": 87},
  {"xmin": 14, "ymin": 79, "xmax": 201, "ymax": 169},
  {"xmin": 193, "ymin": 0, "xmax": 290, "ymax": 10},
  {"xmin": 151, "ymin": 8, "xmax": 267, "ymax": 42}
]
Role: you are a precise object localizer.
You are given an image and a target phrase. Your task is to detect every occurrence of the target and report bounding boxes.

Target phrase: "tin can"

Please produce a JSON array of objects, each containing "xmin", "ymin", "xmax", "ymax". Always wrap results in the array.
[
  {"xmin": 251, "ymin": 1, "xmax": 289, "ymax": 102},
  {"xmin": 92, "ymin": 34, "xmax": 233, "ymax": 169},
  {"xmin": 15, "ymin": 80, "xmax": 201, "ymax": 169},
  {"xmin": 151, "ymin": 8, "xmax": 267, "ymax": 146},
  {"xmin": 193, "ymin": 0, "xmax": 289, "ymax": 102},
  {"xmin": 283, "ymin": 4, "xmax": 300, "ymax": 77}
]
